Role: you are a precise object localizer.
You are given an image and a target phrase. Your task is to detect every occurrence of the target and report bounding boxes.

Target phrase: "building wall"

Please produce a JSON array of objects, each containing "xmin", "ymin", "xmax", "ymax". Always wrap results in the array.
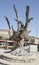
[{"xmin": 30, "ymin": 44, "xmax": 37, "ymax": 52}]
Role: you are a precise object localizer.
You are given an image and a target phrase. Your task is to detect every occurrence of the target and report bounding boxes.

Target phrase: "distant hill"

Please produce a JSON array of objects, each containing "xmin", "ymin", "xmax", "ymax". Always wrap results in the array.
[
  {"xmin": 0, "ymin": 29, "xmax": 39, "ymax": 40},
  {"xmin": 0, "ymin": 29, "xmax": 9, "ymax": 40}
]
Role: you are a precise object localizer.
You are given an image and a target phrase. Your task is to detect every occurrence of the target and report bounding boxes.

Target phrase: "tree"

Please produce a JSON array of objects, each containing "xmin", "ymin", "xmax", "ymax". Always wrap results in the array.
[{"xmin": 4, "ymin": 4, "xmax": 33, "ymax": 51}]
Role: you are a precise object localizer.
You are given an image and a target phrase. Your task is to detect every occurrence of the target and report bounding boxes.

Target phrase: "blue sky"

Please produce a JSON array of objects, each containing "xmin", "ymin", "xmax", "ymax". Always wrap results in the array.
[{"xmin": 0, "ymin": 0, "xmax": 39, "ymax": 37}]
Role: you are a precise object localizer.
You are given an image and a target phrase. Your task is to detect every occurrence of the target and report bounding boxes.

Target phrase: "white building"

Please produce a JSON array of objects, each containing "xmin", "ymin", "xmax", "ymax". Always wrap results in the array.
[{"xmin": 24, "ymin": 37, "xmax": 39, "ymax": 52}]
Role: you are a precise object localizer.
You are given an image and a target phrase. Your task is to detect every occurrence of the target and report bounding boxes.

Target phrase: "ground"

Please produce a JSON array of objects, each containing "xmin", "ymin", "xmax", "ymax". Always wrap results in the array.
[{"xmin": 0, "ymin": 48, "xmax": 39, "ymax": 65}]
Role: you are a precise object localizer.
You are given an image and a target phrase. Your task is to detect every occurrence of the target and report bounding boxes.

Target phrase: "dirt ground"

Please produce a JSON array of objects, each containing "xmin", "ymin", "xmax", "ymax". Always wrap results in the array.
[{"xmin": 0, "ymin": 48, "xmax": 39, "ymax": 65}]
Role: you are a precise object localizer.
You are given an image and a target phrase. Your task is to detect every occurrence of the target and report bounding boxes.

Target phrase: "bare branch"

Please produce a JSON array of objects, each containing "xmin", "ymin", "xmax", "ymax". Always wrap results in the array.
[
  {"xmin": 13, "ymin": 4, "xmax": 18, "ymax": 20},
  {"xmin": 25, "ymin": 6, "xmax": 29, "ymax": 28},
  {"xmin": 28, "ymin": 30, "xmax": 31, "ymax": 34},
  {"xmin": 26, "ymin": 6, "xmax": 29, "ymax": 18},
  {"xmin": 28, "ymin": 18, "xmax": 33, "ymax": 22},
  {"xmin": 4, "ymin": 16, "xmax": 11, "ymax": 29}
]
